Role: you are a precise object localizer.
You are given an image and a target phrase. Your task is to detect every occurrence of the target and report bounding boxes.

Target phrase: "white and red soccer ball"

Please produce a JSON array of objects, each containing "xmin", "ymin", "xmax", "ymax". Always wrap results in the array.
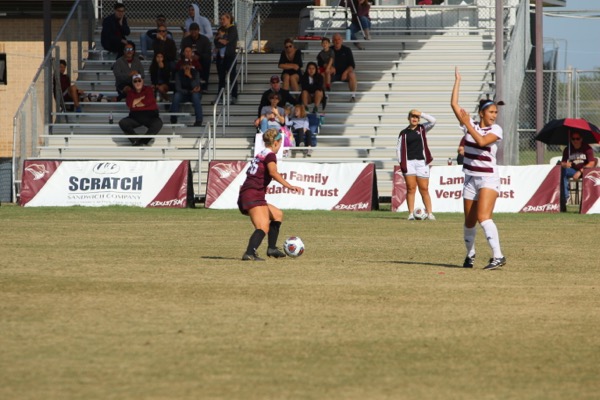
[{"xmin": 283, "ymin": 236, "xmax": 305, "ymax": 257}]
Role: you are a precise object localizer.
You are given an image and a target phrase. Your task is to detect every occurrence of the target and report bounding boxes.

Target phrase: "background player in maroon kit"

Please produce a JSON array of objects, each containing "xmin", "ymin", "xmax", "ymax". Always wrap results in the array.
[{"xmin": 238, "ymin": 129, "xmax": 302, "ymax": 261}]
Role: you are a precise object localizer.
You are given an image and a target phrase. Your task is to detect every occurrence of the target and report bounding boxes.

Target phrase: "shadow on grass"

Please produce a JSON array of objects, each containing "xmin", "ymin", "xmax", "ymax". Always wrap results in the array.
[{"xmin": 389, "ymin": 260, "xmax": 466, "ymax": 269}]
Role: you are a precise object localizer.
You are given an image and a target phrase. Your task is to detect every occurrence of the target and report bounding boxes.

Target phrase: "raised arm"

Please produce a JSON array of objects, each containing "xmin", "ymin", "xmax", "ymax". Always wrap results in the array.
[{"xmin": 450, "ymin": 66, "xmax": 462, "ymax": 121}]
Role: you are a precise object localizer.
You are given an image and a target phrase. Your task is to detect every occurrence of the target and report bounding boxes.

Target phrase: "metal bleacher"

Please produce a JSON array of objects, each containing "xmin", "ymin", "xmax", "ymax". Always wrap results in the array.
[{"xmin": 43, "ymin": 5, "xmax": 498, "ymax": 201}]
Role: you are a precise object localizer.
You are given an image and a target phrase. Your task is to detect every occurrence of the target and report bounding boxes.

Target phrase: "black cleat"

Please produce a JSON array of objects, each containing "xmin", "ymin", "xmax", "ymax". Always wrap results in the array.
[
  {"xmin": 463, "ymin": 254, "xmax": 475, "ymax": 268},
  {"xmin": 267, "ymin": 247, "xmax": 287, "ymax": 258},
  {"xmin": 484, "ymin": 256, "xmax": 506, "ymax": 270},
  {"xmin": 242, "ymin": 252, "xmax": 265, "ymax": 261}
]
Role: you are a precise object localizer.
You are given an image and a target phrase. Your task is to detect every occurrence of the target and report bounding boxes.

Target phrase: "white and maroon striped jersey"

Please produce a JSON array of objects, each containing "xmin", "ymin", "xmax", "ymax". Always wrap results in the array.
[{"xmin": 461, "ymin": 118, "xmax": 503, "ymax": 177}]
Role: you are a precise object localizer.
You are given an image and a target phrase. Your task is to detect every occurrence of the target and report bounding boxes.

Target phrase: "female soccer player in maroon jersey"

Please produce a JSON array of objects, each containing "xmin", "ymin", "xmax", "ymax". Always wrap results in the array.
[
  {"xmin": 451, "ymin": 67, "xmax": 506, "ymax": 270},
  {"xmin": 238, "ymin": 129, "xmax": 302, "ymax": 261}
]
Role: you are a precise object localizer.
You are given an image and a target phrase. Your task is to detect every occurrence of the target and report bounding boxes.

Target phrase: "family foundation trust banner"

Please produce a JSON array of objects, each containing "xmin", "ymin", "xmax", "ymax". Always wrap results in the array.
[
  {"xmin": 205, "ymin": 161, "xmax": 376, "ymax": 211},
  {"xmin": 20, "ymin": 160, "xmax": 192, "ymax": 207},
  {"xmin": 392, "ymin": 165, "xmax": 561, "ymax": 213}
]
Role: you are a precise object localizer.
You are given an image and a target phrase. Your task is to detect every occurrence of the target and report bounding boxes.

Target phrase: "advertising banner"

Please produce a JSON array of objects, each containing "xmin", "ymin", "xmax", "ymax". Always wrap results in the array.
[
  {"xmin": 20, "ymin": 160, "xmax": 191, "ymax": 208},
  {"xmin": 205, "ymin": 161, "xmax": 376, "ymax": 211},
  {"xmin": 580, "ymin": 168, "xmax": 600, "ymax": 214},
  {"xmin": 392, "ymin": 165, "xmax": 561, "ymax": 213}
]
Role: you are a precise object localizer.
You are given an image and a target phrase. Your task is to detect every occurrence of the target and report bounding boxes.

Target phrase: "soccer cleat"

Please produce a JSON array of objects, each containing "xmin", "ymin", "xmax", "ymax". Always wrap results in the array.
[
  {"xmin": 407, "ymin": 213, "xmax": 415, "ymax": 221},
  {"xmin": 427, "ymin": 213, "xmax": 436, "ymax": 221},
  {"xmin": 463, "ymin": 254, "xmax": 475, "ymax": 268},
  {"xmin": 484, "ymin": 256, "xmax": 506, "ymax": 270},
  {"xmin": 242, "ymin": 252, "xmax": 265, "ymax": 261},
  {"xmin": 267, "ymin": 247, "xmax": 287, "ymax": 258}
]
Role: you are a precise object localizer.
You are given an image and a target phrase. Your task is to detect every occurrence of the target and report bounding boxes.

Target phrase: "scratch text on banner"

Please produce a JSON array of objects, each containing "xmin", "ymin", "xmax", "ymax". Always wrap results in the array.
[
  {"xmin": 68, "ymin": 176, "xmax": 143, "ymax": 191},
  {"xmin": 436, "ymin": 175, "xmax": 515, "ymax": 199}
]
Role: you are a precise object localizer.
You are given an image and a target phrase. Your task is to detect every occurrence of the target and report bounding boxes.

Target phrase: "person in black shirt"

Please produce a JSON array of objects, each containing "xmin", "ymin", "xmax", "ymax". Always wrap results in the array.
[
  {"xmin": 255, "ymin": 75, "xmax": 297, "ymax": 121},
  {"xmin": 331, "ymin": 33, "xmax": 358, "ymax": 102}
]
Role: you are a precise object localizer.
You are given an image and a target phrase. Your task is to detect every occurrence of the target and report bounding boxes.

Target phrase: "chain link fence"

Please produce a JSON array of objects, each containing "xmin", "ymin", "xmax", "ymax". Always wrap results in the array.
[{"xmin": 518, "ymin": 69, "xmax": 600, "ymax": 165}]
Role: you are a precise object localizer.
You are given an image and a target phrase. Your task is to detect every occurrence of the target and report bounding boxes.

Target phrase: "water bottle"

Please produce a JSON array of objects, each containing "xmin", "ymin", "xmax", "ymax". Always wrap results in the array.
[
  {"xmin": 345, "ymin": 28, "xmax": 351, "ymax": 41},
  {"xmin": 447, "ymin": 157, "xmax": 452, "ymax": 166},
  {"xmin": 109, "ymin": 111, "xmax": 113, "ymax": 124}
]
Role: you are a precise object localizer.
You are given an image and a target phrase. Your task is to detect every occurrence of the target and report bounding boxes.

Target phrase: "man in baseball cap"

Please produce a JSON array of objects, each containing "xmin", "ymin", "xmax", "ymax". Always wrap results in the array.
[{"xmin": 256, "ymin": 75, "xmax": 297, "ymax": 119}]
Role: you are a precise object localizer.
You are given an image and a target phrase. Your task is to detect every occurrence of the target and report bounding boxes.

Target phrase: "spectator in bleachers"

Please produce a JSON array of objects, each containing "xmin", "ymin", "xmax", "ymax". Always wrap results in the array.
[
  {"xmin": 113, "ymin": 41, "xmax": 144, "ymax": 101},
  {"xmin": 180, "ymin": 22, "xmax": 212, "ymax": 91},
  {"xmin": 183, "ymin": 3, "xmax": 213, "ymax": 40},
  {"xmin": 300, "ymin": 62, "xmax": 325, "ymax": 114},
  {"xmin": 140, "ymin": 14, "xmax": 173, "ymax": 60},
  {"xmin": 256, "ymin": 92, "xmax": 285, "ymax": 132},
  {"xmin": 256, "ymin": 75, "xmax": 297, "ymax": 120},
  {"xmin": 286, "ymin": 104, "xmax": 313, "ymax": 157},
  {"xmin": 149, "ymin": 52, "xmax": 173, "ymax": 103},
  {"xmin": 331, "ymin": 33, "xmax": 358, "ymax": 102},
  {"xmin": 317, "ymin": 37, "xmax": 335, "ymax": 92},
  {"xmin": 278, "ymin": 38, "xmax": 303, "ymax": 93},
  {"xmin": 170, "ymin": 50, "xmax": 203, "ymax": 127},
  {"xmin": 119, "ymin": 74, "xmax": 163, "ymax": 146},
  {"xmin": 101, "ymin": 2, "xmax": 130, "ymax": 59},
  {"xmin": 152, "ymin": 23, "xmax": 178, "ymax": 68},
  {"xmin": 345, "ymin": 0, "xmax": 371, "ymax": 44},
  {"xmin": 58, "ymin": 60, "xmax": 84, "ymax": 113},
  {"xmin": 214, "ymin": 12, "xmax": 239, "ymax": 103},
  {"xmin": 396, "ymin": 109, "xmax": 437, "ymax": 221}
]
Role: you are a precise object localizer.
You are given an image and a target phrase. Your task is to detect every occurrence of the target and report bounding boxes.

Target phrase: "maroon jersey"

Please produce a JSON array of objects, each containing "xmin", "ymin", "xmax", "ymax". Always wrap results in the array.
[{"xmin": 238, "ymin": 149, "xmax": 277, "ymax": 214}]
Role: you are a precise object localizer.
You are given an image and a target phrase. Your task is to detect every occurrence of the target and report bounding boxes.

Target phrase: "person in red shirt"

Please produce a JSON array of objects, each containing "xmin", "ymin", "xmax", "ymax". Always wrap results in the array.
[
  {"xmin": 58, "ymin": 60, "xmax": 85, "ymax": 112},
  {"xmin": 119, "ymin": 74, "xmax": 163, "ymax": 146},
  {"xmin": 560, "ymin": 133, "xmax": 596, "ymax": 211},
  {"xmin": 238, "ymin": 128, "xmax": 302, "ymax": 261}
]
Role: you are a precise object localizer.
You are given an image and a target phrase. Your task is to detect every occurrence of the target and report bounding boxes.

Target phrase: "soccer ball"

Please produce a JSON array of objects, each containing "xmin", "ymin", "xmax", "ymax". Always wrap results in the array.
[
  {"xmin": 283, "ymin": 236, "xmax": 305, "ymax": 257},
  {"xmin": 413, "ymin": 207, "xmax": 428, "ymax": 220}
]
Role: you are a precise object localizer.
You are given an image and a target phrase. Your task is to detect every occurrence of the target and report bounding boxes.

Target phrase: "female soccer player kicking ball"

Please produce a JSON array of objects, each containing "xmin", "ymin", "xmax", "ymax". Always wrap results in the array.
[
  {"xmin": 238, "ymin": 129, "xmax": 303, "ymax": 261},
  {"xmin": 450, "ymin": 67, "xmax": 506, "ymax": 270}
]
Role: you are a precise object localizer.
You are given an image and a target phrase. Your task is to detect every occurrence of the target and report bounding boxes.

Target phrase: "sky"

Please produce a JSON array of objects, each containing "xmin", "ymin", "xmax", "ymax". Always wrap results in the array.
[{"xmin": 543, "ymin": 0, "xmax": 600, "ymax": 70}]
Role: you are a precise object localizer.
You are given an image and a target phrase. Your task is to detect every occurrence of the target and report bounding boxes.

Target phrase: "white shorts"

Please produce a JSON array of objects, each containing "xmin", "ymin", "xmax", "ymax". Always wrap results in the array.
[
  {"xmin": 404, "ymin": 159, "xmax": 430, "ymax": 179},
  {"xmin": 463, "ymin": 175, "xmax": 501, "ymax": 200}
]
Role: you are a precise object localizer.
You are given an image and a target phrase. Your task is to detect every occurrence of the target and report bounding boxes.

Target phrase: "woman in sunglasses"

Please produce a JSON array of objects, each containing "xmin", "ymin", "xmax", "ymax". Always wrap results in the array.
[
  {"xmin": 559, "ymin": 133, "xmax": 596, "ymax": 211},
  {"xmin": 278, "ymin": 38, "xmax": 303, "ymax": 92},
  {"xmin": 451, "ymin": 67, "xmax": 506, "ymax": 270}
]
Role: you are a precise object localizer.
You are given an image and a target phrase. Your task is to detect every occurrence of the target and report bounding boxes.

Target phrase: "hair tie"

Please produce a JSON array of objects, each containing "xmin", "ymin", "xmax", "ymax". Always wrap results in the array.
[{"xmin": 274, "ymin": 132, "xmax": 282, "ymax": 141}]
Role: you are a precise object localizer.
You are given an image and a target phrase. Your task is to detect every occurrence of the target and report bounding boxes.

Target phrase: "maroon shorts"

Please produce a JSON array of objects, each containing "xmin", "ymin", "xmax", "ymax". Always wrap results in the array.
[
  {"xmin": 238, "ymin": 188, "xmax": 267, "ymax": 215},
  {"xmin": 318, "ymin": 66, "xmax": 326, "ymax": 75}
]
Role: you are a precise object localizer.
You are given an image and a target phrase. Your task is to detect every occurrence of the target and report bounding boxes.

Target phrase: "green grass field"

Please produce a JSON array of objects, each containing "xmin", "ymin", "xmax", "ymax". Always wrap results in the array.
[{"xmin": 1, "ymin": 205, "xmax": 599, "ymax": 399}]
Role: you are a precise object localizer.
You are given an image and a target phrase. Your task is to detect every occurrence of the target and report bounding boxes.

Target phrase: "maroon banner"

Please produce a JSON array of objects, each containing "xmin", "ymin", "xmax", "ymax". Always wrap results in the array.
[{"xmin": 580, "ymin": 168, "xmax": 600, "ymax": 214}]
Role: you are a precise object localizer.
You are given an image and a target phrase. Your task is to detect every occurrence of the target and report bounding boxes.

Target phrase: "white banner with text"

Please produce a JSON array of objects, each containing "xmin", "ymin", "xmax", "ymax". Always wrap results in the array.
[
  {"xmin": 20, "ymin": 160, "xmax": 191, "ymax": 207},
  {"xmin": 205, "ymin": 161, "xmax": 376, "ymax": 211},
  {"xmin": 392, "ymin": 165, "xmax": 561, "ymax": 213}
]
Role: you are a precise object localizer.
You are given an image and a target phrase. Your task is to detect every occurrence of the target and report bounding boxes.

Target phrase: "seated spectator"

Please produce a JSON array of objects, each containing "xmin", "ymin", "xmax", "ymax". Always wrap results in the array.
[
  {"xmin": 180, "ymin": 22, "xmax": 212, "ymax": 91},
  {"xmin": 140, "ymin": 14, "xmax": 173, "ymax": 59},
  {"xmin": 286, "ymin": 104, "xmax": 313, "ymax": 156},
  {"xmin": 149, "ymin": 52, "xmax": 173, "ymax": 102},
  {"xmin": 278, "ymin": 38, "xmax": 303, "ymax": 92},
  {"xmin": 331, "ymin": 33, "xmax": 358, "ymax": 102},
  {"xmin": 119, "ymin": 74, "xmax": 163, "ymax": 146},
  {"xmin": 170, "ymin": 55, "xmax": 203, "ymax": 127},
  {"xmin": 345, "ymin": 0, "xmax": 371, "ymax": 44},
  {"xmin": 152, "ymin": 23, "xmax": 178, "ymax": 69},
  {"xmin": 256, "ymin": 92, "xmax": 285, "ymax": 132},
  {"xmin": 317, "ymin": 37, "xmax": 335, "ymax": 91},
  {"xmin": 58, "ymin": 59, "xmax": 85, "ymax": 112},
  {"xmin": 256, "ymin": 75, "xmax": 297, "ymax": 121},
  {"xmin": 101, "ymin": 2, "xmax": 130, "ymax": 58},
  {"xmin": 300, "ymin": 62, "xmax": 325, "ymax": 114},
  {"xmin": 559, "ymin": 134, "xmax": 596, "ymax": 211},
  {"xmin": 112, "ymin": 41, "xmax": 144, "ymax": 101},
  {"xmin": 183, "ymin": 3, "xmax": 213, "ymax": 40}
]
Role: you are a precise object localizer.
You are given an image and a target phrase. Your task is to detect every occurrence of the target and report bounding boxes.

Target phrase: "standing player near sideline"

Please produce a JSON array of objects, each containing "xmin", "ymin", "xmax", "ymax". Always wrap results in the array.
[
  {"xmin": 396, "ymin": 109, "xmax": 436, "ymax": 220},
  {"xmin": 450, "ymin": 67, "xmax": 506, "ymax": 270},
  {"xmin": 238, "ymin": 129, "xmax": 303, "ymax": 261}
]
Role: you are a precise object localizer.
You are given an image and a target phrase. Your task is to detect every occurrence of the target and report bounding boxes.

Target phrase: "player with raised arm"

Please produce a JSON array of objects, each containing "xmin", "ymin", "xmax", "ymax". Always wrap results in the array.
[
  {"xmin": 238, "ymin": 129, "xmax": 303, "ymax": 261},
  {"xmin": 451, "ymin": 67, "xmax": 506, "ymax": 270}
]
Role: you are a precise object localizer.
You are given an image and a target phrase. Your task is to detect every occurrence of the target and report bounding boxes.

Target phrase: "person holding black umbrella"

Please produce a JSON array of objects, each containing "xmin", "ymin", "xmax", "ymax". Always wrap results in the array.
[{"xmin": 559, "ymin": 134, "xmax": 596, "ymax": 211}]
